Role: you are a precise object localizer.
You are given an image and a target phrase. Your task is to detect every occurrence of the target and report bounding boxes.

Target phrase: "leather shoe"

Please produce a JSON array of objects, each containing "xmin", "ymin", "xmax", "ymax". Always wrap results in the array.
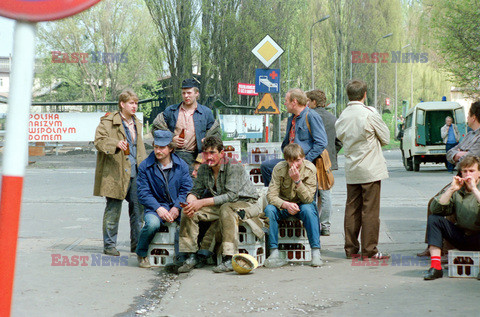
[
  {"xmin": 104, "ymin": 247, "xmax": 120, "ymax": 256},
  {"xmin": 416, "ymin": 248, "xmax": 430, "ymax": 257},
  {"xmin": 424, "ymin": 267, "xmax": 443, "ymax": 280}
]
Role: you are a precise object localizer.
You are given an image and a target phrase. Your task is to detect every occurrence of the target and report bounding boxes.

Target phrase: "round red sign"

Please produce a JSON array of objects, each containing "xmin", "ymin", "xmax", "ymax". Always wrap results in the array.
[{"xmin": 0, "ymin": 0, "xmax": 103, "ymax": 22}]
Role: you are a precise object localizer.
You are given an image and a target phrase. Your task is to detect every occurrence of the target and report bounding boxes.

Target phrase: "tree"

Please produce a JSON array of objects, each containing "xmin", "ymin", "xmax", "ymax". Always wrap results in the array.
[
  {"xmin": 35, "ymin": 0, "xmax": 162, "ymax": 102},
  {"xmin": 145, "ymin": 0, "xmax": 200, "ymax": 102},
  {"xmin": 426, "ymin": 0, "xmax": 480, "ymax": 96}
]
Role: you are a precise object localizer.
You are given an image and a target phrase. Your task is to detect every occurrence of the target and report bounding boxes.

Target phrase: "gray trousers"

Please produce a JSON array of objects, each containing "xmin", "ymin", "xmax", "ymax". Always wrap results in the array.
[{"xmin": 102, "ymin": 176, "xmax": 143, "ymax": 251}]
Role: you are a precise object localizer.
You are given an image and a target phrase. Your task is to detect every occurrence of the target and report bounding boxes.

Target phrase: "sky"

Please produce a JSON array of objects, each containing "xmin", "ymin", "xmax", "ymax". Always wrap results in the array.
[{"xmin": 0, "ymin": 16, "xmax": 15, "ymax": 57}]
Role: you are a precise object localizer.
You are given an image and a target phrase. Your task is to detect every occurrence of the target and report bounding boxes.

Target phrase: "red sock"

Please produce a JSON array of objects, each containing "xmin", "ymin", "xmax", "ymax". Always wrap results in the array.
[{"xmin": 431, "ymin": 256, "xmax": 442, "ymax": 270}]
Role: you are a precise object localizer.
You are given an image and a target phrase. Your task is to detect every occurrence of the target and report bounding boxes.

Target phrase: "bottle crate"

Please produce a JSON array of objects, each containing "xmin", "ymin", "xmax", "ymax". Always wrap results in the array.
[
  {"xmin": 147, "ymin": 244, "xmax": 175, "ymax": 267},
  {"xmin": 151, "ymin": 222, "xmax": 178, "ymax": 245},
  {"xmin": 278, "ymin": 242, "xmax": 312, "ymax": 262},
  {"xmin": 448, "ymin": 250, "xmax": 480, "ymax": 278}
]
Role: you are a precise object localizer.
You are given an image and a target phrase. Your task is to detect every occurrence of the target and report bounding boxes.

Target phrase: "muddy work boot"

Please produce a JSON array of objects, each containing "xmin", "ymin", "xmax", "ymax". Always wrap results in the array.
[
  {"xmin": 264, "ymin": 249, "xmax": 287, "ymax": 268},
  {"xmin": 177, "ymin": 254, "xmax": 197, "ymax": 273},
  {"xmin": 213, "ymin": 256, "xmax": 233, "ymax": 273}
]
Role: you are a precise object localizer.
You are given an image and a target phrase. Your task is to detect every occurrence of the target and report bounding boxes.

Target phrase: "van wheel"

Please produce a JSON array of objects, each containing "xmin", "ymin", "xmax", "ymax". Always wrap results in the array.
[
  {"xmin": 404, "ymin": 156, "xmax": 413, "ymax": 171},
  {"xmin": 413, "ymin": 156, "xmax": 421, "ymax": 172}
]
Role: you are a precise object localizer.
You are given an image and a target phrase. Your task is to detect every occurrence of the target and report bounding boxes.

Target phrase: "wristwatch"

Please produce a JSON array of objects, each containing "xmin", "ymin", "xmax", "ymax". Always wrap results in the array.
[{"xmin": 294, "ymin": 179, "xmax": 301, "ymax": 185}]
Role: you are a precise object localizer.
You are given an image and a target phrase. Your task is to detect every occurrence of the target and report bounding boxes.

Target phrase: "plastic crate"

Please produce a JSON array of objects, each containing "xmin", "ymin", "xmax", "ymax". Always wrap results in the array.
[
  {"xmin": 223, "ymin": 141, "xmax": 242, "ymax": 162},
  {"xmin": 247, "ymin": 142, "xmax": 282, "ymax": 165},
  {"xmin": 245, "ymin": 165, "xmax": 264, "ymax": 186},
  {"xmin": 151, "ymin": 222, "xmax": 178, "ymax": 245},
  {"xmin": 278, "ymin": 242, "xmax": 312, "ymax": 262},
  {"xmin": 277, "ymin": 218, "xmax": 308, "ymax": 242},
  {"xmin": 239, "ymin": 223, "xmax": 263, "ymax": 245},
  {"xmin": 147, "ymin": 244, "xmax": 175, "ymax": 267},
  {"xmin": 239, "ymin": 243, "xmax": 266, "ymax": 267},
  {"xmin": 448, "ymin": 250, "xmax": 480, "ymax": 278}
]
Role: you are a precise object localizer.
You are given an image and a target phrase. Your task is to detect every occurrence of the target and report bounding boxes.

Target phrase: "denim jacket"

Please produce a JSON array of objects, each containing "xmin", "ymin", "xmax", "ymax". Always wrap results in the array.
[
  {"xmin": 281, "ymin": 107, "xmax": 328, "ymax": 162},
  {"xmin": 137, "ymin": 152, "xmax": 193, "ymax": 213},
  {"xmin": 163, "ymin": 102, "xmax": 216, "ymax": 153}
]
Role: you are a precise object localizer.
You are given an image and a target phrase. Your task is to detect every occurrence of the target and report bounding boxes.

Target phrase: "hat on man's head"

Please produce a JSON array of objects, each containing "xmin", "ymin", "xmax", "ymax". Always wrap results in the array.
[
  {"xmin": 181, "ymin": 78, "xmax": 199, "ymax": 89},
  {"xmin": 153, "ymin": 130, "xmax": 173, "ymax": 147}
]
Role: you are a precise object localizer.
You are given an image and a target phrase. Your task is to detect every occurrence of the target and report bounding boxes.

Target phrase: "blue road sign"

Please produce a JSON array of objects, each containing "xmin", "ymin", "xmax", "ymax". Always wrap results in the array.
[{"xmin": 255, "ymin": 69, "xmax": 280, "ymax": 93}]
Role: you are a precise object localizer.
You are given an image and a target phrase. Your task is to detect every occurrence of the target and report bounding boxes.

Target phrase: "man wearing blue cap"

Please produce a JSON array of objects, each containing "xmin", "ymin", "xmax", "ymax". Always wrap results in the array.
[
  {"xmin": 135, "ymin": 130, "xmax": 193, "ymax": 268},
  {"xmin": 152, "ymin": 78, "xmax": 221, "ymax": 172}
]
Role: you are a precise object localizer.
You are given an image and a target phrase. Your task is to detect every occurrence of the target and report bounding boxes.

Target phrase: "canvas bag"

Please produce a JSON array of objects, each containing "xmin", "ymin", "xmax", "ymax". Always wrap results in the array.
[{"xmin": 305, "ymin": 110, "xmax": 334, "ymax": 190}]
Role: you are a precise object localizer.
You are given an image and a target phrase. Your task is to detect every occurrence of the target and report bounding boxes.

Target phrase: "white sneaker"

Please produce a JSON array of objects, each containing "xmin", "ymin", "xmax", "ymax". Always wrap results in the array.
[
  {"xmin": 264, "ymin": 249, "xmax": 287, "ymax": 268},
  {"xmin": 311, "ymin": 248, "xmax": 323, "ymax": 267}
]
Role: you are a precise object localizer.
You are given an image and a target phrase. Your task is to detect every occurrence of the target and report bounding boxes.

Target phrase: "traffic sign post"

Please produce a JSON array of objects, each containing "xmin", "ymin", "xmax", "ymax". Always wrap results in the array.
[
  {"xmin": 0, "ymin": 2, "xmax": 103, "ymax": 315},
  {"xmin": 252, "ymin": 35, "xmax": 284, "ymax": 143}
]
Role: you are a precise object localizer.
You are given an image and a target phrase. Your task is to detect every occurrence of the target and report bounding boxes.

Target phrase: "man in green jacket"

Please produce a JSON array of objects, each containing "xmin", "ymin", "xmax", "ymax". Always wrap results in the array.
[
  {"xmin": 94, "ymin": 89, "xmax": 147, "ymax": 256},
  {"xmin": 424, "ymin": 155, "xmax": 480, "ymax": 280}
]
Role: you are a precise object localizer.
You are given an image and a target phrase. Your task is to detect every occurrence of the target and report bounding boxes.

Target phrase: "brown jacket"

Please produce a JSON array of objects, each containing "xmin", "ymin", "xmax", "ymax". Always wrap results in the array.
[
  {"xmin": 267, "ymin": 160, "xmax": 317, "ymax": 209},
  {"xmin": 93, "ymin": 111, "xmax": 147, "ymax": 200}
]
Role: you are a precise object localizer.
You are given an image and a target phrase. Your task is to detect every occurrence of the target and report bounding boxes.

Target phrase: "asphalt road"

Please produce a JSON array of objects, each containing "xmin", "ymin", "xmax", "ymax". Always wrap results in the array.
[{"xmin": 9, "ymin": 149, "xmax": 480, "ymax": 316}]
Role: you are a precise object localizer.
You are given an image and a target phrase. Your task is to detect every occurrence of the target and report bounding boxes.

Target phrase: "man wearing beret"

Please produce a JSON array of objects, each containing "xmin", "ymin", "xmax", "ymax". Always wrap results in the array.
[
  {"xmin": 135, "ymin": 130, "xmax": 193, "ymax": 268},
  {"xmin": 153, "ymin": 78, "xmax": 220, "ymax": 172}
]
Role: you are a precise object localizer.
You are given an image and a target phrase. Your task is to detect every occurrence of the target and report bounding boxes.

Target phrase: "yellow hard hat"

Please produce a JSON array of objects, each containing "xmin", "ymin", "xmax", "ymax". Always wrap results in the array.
[{"xmin": 232, "ymin": 253, "xmax": 258, "ymax": 274}]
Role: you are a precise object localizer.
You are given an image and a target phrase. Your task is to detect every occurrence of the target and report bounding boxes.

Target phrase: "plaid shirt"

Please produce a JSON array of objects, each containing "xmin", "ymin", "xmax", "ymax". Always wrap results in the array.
[{"xmin": 190, "ymin": 158, "xmax": 258, "ymax": 205}]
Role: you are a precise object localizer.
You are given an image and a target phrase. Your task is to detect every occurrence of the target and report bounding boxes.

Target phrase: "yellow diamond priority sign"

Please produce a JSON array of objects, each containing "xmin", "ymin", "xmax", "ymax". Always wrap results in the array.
[{"xmin": 252, "ymin": 35, "xmax": 284, "ymax": 68}]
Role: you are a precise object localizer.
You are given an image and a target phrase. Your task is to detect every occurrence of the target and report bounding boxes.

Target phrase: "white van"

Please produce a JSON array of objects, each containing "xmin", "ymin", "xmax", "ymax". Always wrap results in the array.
[{"xmin": 401, "ymin": 101, "xmax": 467, "ymax": 171}]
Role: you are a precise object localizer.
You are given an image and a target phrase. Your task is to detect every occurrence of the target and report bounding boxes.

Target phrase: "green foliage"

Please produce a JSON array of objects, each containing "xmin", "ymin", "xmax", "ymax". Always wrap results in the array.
[
  {"xmin": 425, "ymin": 0, "xmax": 480, "ymax": 96},
  {"xmin": 35, "ymin": 0, "xmax": 163, "ymax": 103}
]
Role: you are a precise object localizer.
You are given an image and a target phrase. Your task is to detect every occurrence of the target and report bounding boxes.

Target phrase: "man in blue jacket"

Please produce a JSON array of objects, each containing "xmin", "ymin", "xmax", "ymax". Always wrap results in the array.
[
  {"xmin": 160, "ymin": 78, "xmax": 219, "ymax": 171},
  {"xmin": 135, "ymin": 130, "xmax": 193, "ymax": 268},
  {"xmin": 260, "ymin": 88, "xmax": 328, "ymax": 186}
]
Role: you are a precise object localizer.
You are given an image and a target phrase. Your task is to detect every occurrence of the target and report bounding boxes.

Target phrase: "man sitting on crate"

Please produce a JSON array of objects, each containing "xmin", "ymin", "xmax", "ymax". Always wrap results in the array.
[
  {"xmin": 264, "ymin": 143, "xmax": 322, "ymax": 268},
  {"xmin": 424, "ymin": 155, "xmax": 480, "ymax": 280},
  {"xmin": 178, "ymin": 136, "xmax": 261, "ymax": 273},
  {"xmin": 135, "ymin": 130, "xmax": 193, "ymax": 268}
]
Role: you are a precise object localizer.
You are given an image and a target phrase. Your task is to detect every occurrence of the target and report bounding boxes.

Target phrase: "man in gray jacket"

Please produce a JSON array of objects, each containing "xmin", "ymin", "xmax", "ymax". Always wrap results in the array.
[
  {"xmin": 335, "ymin": 80, "xmax": 390, "ymax": 259},
  {"xmin": 307, "ymin": 89, "xmax": 342, "ymax": 236}
]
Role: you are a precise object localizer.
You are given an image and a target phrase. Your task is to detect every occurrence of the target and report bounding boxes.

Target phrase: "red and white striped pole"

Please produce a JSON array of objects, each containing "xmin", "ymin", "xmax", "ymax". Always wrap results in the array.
[{"xmin": 0, "ymin": 21, "xmax": 37, "ymax": 317}]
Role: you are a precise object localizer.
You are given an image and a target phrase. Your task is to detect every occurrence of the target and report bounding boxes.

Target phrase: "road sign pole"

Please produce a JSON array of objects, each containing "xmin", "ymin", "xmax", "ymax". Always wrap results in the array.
[{"xmin": 0, "ymin": 21, "xmax": 37, "ymax": 317}]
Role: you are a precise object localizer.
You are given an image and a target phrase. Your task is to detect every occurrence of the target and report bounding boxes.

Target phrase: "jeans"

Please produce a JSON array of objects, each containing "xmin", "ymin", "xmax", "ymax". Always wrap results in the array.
[
  {"xmin": 136, "ymin": 212, "xmax": 164, "ymax": 257},
  {"xmin": 318, "ymin": 189, "xmax": 332, "ymax": 230},
  {"xmin": 265, "ymin": 202, "xmax": 320, "ymax": 249},
  {"xmin": 260, "ymin": 158, "xmax": 284, "ymax": 187},
  {"xmin": 446, "ymin": 142, "xmax": 458, "ymax": 172},
  {"xmin": 102, "ymin": 176, "xmax": 143, "ymax": 251}
]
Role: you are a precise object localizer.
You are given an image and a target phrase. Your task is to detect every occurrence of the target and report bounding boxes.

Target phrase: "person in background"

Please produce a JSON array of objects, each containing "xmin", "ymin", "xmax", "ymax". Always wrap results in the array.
[
  {"xmin": 152, "ymin": 78, "xmax": 220, "ymax": 172},
  {"xmin": 335, "ymin": 79, "xmax": 390, "ymax": 260},
  {"xmin": 306, "ymin": 89, "xmax": 342, "ymax": 236},
  {"xmin": 441, "ymin": 116, "xmax": 460, "ymax": 173},
  {"xmin": 94, "ymin": 89, "xmax": 147, "ymax": 256}
]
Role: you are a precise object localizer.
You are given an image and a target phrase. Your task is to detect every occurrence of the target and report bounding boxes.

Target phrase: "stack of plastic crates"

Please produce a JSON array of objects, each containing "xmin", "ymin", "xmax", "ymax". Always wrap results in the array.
[
  {"xmin": 277, "ymin": 217, "xmax": 311, "ymax": 263},
  {"xmin": 147, "ymin": 222, "xmax": 177, "ymax": 267},
  {"xmin": 448, "ymin": 250, "xmax": 480, "ymax": 278}
]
